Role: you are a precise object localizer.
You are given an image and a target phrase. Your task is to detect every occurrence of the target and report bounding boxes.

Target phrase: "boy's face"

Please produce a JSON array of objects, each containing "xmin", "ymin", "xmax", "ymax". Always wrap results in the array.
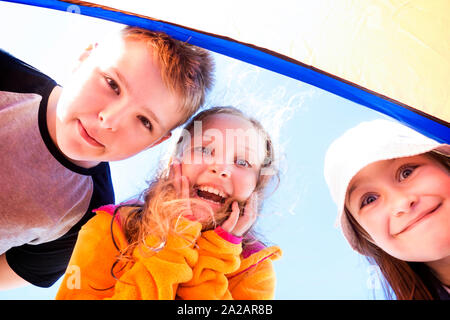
[
  {"xmin": 345, "ymin": 154, "xmax": 450, "ymax": 262},
  {"xmin": 53, "ymin": 37, "xmax": 182, "ymax": 165}
]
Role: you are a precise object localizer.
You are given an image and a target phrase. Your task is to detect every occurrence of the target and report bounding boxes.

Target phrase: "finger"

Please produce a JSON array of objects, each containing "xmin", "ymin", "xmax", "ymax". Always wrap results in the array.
[
  {"xmin": 180, "ymin": 176, "xmax": 190, "ymax": 199},
  {"xmin": 170, "ymin": 160, "xmax": 182, "ymax": 196},
  {"xmin": 250, "ymin": 192, "xmax": 258, "ymax": 208},
  {"xmin": 173, "ymin": 159, "xmax": 182, "ymax": 178},
  {"xmin": 180, "ymin": 175, "xmax": 194, "ymax": 218},
  {"xmin": 242, "ymin": 193, "xmax": 258, "ymax": 221},
  {"xmin": 168, "ymin": 158, "xmax": 180, "ymax": 176},
  {"xmin": 168, "ymin": 161, "xmax": 174, "ymax": 180},
  {"xmin": 233, "ymin": 194, "xmax": 258, "ymax": 235},
  {"xmin": 248, "ymin": 193, "xmax": 258, "ymax": 223},
  {"xmin": 235, "ymin": 207, "xmax": 254, "ymax": 231},
  {"xmin": 221, "ymin": 201, "xmax": 240, "ymax": 232}
]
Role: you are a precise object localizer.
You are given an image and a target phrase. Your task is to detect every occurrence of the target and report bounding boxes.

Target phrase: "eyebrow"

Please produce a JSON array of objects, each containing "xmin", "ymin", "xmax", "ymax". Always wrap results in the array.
[
  {"xmin": 347, "ymin": 183, "xmax": 358, "ymax": 206},
  {"xmin": 112, "ymin": 67, "xmax": 130, "ymax": 92},
  {"xmin": 202, "ymin": 135, "xmax": 259, "ymax": 152}
]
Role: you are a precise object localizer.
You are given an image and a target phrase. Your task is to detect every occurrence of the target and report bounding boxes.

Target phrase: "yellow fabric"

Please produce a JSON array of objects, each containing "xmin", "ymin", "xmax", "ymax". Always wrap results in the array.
[
  {"xmin": 88, "ymin": 0, "xmax": 449, "ymax": 122},
  {"xmin": 177, "ymin": 230, "xmax": 281, "ymax": 300},
  {"xmin": 56, "ymin": 210, "xmax": 281, "ymax": 300}
]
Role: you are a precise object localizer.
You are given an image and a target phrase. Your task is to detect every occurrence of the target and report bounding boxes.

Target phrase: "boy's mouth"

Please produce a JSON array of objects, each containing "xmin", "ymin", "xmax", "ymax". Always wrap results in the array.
[{"xmin": 77, "ymin": 120, "xmax": 105, "ymax": 148}]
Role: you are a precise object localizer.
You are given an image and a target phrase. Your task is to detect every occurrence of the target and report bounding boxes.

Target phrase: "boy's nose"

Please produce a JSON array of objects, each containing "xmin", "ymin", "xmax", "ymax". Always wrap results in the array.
[{"xmin": 98, "ymin": 104, "xmax": 125, "ymax": 131}]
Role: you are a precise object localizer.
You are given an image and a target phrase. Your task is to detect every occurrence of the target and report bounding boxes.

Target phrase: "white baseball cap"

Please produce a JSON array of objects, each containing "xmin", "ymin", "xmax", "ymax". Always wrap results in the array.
[{"xmin": 323, "ymin": 119, "xmax": 450, "ymax": 253}]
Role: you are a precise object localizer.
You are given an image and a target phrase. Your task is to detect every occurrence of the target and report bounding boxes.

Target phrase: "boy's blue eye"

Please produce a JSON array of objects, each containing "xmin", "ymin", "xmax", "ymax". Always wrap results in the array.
[
  {"xmin": 105, "ymin": 76, "xmax": 120, "ymax": 95},
  {"xmin": 137, "ymin": 115, "xmax": 152, "ymax": 131},
  {"xmin": 360, "ymin": 194, "xmax": 378, "ymax": 209}
]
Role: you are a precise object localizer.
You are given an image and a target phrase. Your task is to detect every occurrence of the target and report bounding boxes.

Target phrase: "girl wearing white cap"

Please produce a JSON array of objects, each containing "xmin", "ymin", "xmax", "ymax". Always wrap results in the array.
[{"xmin": 324, "ymin": 119, "xmax": 450, "ymax": 300}]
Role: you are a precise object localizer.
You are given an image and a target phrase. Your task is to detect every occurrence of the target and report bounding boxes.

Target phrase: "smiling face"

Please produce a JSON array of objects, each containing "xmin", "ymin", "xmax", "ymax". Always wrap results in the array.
[
  {"xmin": 49, "ymin": 37, "xmax": 182, "ymax": 167},
  {"xmin": 345, "ymin": 153, "xmax": 450, "ymax": 262},
  {"xmin": 179, "ymin": 113, "xmax": 267, "ymax": 222}
]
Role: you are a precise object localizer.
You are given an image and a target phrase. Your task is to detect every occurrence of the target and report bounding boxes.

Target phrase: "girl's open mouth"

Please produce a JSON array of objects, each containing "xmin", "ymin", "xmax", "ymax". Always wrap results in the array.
[{"xmin": 195, "ymin": 185, "xmax": 227, "ymax": 205}]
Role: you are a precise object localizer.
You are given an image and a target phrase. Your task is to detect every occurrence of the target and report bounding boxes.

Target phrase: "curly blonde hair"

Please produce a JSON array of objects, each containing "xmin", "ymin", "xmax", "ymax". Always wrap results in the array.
[{"xmin": 112, "ymin": 107, "xmax": 279, "ymax": 267}]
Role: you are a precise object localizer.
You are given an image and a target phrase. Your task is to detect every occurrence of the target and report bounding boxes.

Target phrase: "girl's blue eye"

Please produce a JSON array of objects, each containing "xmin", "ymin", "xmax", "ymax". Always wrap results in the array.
[
  {"xmin": 194, "ymin": 146, "xmax": 212, "ymax": 156},
  {"xmin": 137, "ymin": 115, "xmax": 152, "ymax": 131},
  {"xmin": 235, "ymin": 158, "xmax": 251, "ymax": 168},
  {"xmin": 105, "ymin": 76, "xmax": 120, "ymax": 95},
  {"xmin": 360, "ymin": 194, "xmax": 378, "ymax": 209},
  {"xmin": 398, "ymin": 165, "xmax": 417, "ymax": 181}
]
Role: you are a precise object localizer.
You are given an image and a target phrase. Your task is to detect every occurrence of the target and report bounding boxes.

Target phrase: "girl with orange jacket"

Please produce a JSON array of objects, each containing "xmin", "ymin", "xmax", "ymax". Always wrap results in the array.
[{"xmin": 56, "ymin": 106, "xmax": 282, "ymax": 300}]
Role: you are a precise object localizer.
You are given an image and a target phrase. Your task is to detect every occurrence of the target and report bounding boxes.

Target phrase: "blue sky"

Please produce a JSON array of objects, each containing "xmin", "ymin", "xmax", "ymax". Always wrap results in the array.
[{"xmin": 0, "ymin": 1, "xmax": 390, "ymax": 299}]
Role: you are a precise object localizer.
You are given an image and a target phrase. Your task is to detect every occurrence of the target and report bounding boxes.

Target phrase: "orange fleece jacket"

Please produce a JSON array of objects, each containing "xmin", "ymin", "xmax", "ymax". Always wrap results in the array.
[{"xmin": 56, "ymin": 207, "xmax": 281, "ymax": 300}]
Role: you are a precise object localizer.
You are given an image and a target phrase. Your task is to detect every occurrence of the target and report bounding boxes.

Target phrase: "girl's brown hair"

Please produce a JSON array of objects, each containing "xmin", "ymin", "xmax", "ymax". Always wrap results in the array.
[
  {"xmin": 112, "ymin": 106, "xmax": 278, "ymax": 270},
  {"xmin": 344, "ymin": 150, "xmax": 450, "ymax": 300}
]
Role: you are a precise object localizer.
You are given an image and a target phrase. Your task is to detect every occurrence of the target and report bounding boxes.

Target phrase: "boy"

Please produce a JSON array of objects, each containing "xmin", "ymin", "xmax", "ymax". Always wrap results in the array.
[{"xmin": 0, "ymin": 26, "xmax": 214, "ymax": 289}]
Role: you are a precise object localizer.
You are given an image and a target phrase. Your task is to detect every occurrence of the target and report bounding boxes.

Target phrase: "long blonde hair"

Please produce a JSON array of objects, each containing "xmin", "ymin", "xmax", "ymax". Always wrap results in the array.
[{"xmin": 112, "ymin": 106, "xmax": 278, "ymax": 266}]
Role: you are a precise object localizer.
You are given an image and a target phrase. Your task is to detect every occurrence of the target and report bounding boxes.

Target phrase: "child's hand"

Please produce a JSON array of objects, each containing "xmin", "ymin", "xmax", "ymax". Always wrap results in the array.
[
  {"xmin": 169, "ymin": 159, "xmax": 195, "ymax": 221},
  {"xmin": 221, "ymin": 193, "xmax": 258, "ymax": 237}
]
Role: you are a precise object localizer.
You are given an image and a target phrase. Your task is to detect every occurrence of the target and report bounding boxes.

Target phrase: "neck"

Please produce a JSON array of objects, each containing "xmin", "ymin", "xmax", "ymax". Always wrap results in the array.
[
  {"xmin": 426, "ymin": 256, "xmax": 450, "ymax": 287},
  {"xmin": 46, "ymin": 86, "xmax": 100, "ymax": 169}
]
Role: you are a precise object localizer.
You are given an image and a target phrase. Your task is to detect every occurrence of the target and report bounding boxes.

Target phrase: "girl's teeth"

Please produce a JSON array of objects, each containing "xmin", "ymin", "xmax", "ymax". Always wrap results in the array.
[{"xmin": 198, "ymin": 186, "xmax": 226, "ymax": 198}]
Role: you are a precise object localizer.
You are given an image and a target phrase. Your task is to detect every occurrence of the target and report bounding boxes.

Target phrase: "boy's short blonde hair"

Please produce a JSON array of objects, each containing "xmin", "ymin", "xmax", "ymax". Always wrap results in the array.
[{"xmin": 121, "ymin": 26, "xmax": 214, "ymax": 127}]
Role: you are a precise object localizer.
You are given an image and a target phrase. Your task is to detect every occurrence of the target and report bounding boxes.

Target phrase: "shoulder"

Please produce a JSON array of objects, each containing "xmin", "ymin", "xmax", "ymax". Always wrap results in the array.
[
  {"xmin": 77, "ymin": 205, "xmax": 128, "ymax": 253},
  {"xmin": 242, "ymin": 234, "xmax": 282, "ymax": 261},
  {"xmin": 90, "ymin": 204, "xmax": 123, "ymax": 233},
  {"xmin": 90, "ymin": 163, "xmax": 115, "ymax": 202},
  {"xmin": 80, "ymin": 164, "xmax": 115, "ymax": 226},
  {"xmin": 226, "ymin": 244, "xmax": 282, "ymax": 281},
  {"xmin": 238, "ymin": 242, "xmax": 282, "ymax": 275},
  {"xmin": 243, "ymin": 243, "xmax": 282, "ymax": 263},
  {"xmin": 0, "ymin": 49, "xmax": 56, "ymax": 95},
  {"xmin": 92, "ymin": 204, "xmax": 121, "ymax": 227}
]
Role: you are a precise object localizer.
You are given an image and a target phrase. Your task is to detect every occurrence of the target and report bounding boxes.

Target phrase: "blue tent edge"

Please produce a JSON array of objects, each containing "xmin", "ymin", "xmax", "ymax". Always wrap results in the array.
[{"xmin": 4, "ymin": 0, "xmax": 449, "ymax": 143}]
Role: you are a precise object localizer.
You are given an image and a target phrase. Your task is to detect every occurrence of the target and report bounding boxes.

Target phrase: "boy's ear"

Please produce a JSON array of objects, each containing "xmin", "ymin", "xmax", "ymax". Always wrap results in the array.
[{"xmin": 148, "ymin": 132, "xmax": 172, "ymax": 149}]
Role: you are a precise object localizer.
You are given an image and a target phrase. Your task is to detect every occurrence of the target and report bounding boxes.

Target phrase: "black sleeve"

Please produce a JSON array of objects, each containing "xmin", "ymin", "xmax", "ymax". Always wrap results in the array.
[
  {"xmin": 5, "ymin": 165, "xmax": 115, "ymax": 288},
  {"xmin": 5, "ymin": 228, "xmax": 82, "ymax": 288},
  {"xmin": 0, "ymin": 48, "xmax": 56, "ymax": 94}
]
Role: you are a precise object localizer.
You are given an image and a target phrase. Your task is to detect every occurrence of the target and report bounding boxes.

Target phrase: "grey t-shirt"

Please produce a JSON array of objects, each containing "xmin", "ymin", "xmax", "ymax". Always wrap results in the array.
[
  {"xmin": 0, "ymin": 49, "xmax": 115, "ymax": 287},
  {"xmin": 0, "ymin": 91, "xmax": 93, "ymax": 253}
]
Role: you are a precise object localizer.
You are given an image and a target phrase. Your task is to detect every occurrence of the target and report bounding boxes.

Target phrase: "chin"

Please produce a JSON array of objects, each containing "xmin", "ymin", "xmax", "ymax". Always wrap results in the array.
[
  {"xmin": 391, "ymin": 245, "xmax": 450, "ymax": 263},
  {"xmin": 63, "ymin": 149, "xmax": 95, "ymax": 162},
  {"xmin": 59, "ymin": 145, "xmax": 103, "ymax": 165}
]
